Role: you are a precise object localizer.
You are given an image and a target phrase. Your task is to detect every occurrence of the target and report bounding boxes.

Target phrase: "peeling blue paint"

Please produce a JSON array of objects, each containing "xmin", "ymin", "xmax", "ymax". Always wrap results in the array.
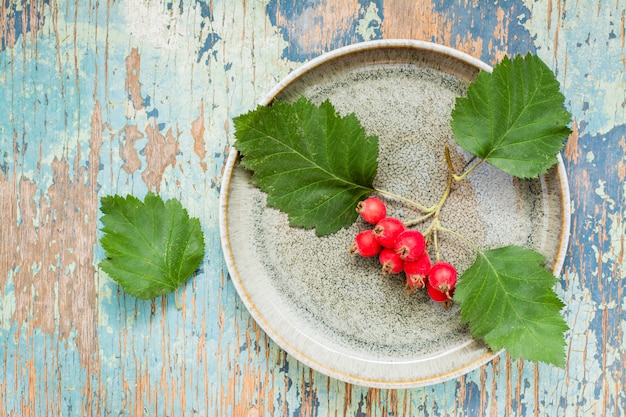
[
  {"xmin": 0, "ymin": 0, "xmax": 48, "ymax": 51},
  {"xmin": 1, "ymin": 0, "xmax": 624, "ymax": 415},
  {"xmin": 146, "ymin": 108, "xmax": 159, "ymax": 119},
  {"xmin": 197, "ymin": 32, "xmax": 222, "ymax": 65},
  {"xmin": 462, "ymin": 380, "xmax": 482, "ymax": 416},
  {"xmin": 432, "ymin": 0, "xmax": 536, "ymax": 61},
  {"xmin": 195, "ymin": 0, "xmax": 213, "ymax": 20},
  {"xmin": 354, "ymin": 392, "xmax": 367, "ymax": 417},
  {"xmin": 563, "ymin": 123, "xmax": 625, "ymax": 289},
  {"xmin": 562, "ymin": 123, "xmax": 626, "ymax": 413},
  {"xmin": 0, "ymin": 40, "xmax": 93, "ymax": 187},
  {"xmin": 266, "ymin": 0, "xmax": 383, "ymax": 62},
  {"xmin": 1, "ymin": 325, "xmax": 92, "ymax": 415}
]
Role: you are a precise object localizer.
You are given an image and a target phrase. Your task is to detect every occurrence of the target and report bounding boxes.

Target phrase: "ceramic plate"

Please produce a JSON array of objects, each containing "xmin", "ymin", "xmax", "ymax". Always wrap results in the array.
[{"xmin": 219, "ymin": 40, "xmax": 570, "ymax": 388}]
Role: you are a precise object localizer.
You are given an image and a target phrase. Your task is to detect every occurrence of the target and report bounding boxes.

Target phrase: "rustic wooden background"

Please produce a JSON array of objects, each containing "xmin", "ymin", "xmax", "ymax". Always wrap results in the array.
[{"xmin": 1, "ymin": 0, "xmax": 624, "ymax": 416}]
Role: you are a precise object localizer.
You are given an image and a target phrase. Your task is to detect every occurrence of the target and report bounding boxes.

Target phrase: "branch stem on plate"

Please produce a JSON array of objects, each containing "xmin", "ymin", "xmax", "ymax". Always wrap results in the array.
[
  {"xmin": 374, "ymin": 188, "xmax": 433, "ymax": 212},
  {"xmin": 448, "ymin": 148, "xmax": 485, "ymax": 182},
  {"xmin": 436, "ymin": 224, "xmax": 482, "ymax": 255},
  {"xmin": 378, "ymin": 146, "xmax": 484, "ymax": 262}
]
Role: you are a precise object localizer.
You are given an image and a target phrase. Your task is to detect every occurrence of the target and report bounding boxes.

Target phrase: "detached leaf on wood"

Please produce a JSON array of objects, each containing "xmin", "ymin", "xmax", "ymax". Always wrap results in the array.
[
  {"xmin": 454, "ymin": 245, "xmax": 568, "ymax": 366},
  {"xmin": 99, "ymin": 192, "xmax": 205, "ymax": 300},
  {"xmin": 451, "ymin": 53, "xmax": 572, "ymax": 178},
  {"xmin": 233, "ymin": 97, "xmax": 378, "ymax": 236}
]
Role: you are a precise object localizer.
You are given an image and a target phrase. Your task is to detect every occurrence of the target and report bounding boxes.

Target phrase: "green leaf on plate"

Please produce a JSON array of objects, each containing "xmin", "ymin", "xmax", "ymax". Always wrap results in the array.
[
  {"xmin": 451, "ymin": 53, "xmax": 572, "ymax": 178},
  {"xmin": 233, "ymin": 96, "xmax": 378, "ymax": 236},
  {"xmin": 99, "ymin": 192, "xmax": 205, "ymax": 300},
  {"xmin": 454, "ymin": 245, "xmax": 568, "ymax": 366}
]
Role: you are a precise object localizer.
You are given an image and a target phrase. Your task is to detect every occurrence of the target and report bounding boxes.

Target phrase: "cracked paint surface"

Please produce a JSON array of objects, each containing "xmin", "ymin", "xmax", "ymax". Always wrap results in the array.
[{"xmin": 0, "ymin": 0, "xmax": 624, "ymax": 415}]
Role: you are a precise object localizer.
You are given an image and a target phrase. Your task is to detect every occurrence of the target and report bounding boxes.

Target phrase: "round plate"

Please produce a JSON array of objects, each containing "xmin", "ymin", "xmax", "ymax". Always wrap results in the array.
[{"xmin": 219, "ymin": 40, "xmax": 570, "ymax": 388}]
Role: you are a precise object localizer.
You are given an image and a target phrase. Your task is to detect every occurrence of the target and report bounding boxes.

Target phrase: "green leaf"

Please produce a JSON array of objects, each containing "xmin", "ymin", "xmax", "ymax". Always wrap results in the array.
[
  {"xmin": 451, "ymin": 53, "xmax": 572, "ymax": 178},
  {"xmin": 233, "ymin": 97, "xmax": 378, "ymax": 236},
  {"xmin": 454, "ymin": 245, "xmax": 568, "ymax": 366},
  {"xmin": 99, "ymin": 192, "xmax": 205, "ymax": 300}
]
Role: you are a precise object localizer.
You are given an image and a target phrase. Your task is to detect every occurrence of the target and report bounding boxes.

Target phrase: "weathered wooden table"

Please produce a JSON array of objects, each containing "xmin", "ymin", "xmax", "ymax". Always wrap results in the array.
[{"xmin": 1, "ymin": 1, "xmax": 624, "ymax": 416}]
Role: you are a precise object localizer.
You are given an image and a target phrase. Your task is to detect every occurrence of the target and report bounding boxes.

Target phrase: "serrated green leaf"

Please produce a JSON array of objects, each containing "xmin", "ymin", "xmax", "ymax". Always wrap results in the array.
[
  {"xmin": 454, "ymin": 245, "xmax": 568, "ymax": 366},
  {"xmin": 98, "ymin": 192, "xmax": 205, "ymax": 300},
  {"xmin": 233, "ymin": 97, "xmax": 378, "ymax": 236},
  {"xmin": 451, "ymin": 53, "xmax": 572, "ymax": 178}
]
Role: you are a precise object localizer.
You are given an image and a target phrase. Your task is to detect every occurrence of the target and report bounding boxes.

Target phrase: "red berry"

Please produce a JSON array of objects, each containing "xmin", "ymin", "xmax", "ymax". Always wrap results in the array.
[
  {"xmin": 373, "ymin": 217, "xmax": 406, "ymax": 248},
  {"xmin": 403, "ymin": 251, "xmax": 431, "ymax": 289},
  {"xmin": 349, "ymin": 230, "xmax": 381, "ymax": 258},
  {"xmin": 426, "ymin": 280, "xmax": 453, "ymax": 303},
  {"xmin": 428, "ymin": 261, "xmax": 457, "ymax": 294},
  {"xmin": 394, "ymin": 230, "xmax": 426, "ymax": 262},
  {"xmin": 379, "ymin": 248, "xmax": 404, "ymax": 275},
  {"xmin": 356, "ymin": 197, "xmax": 387, "ymax": 224}
]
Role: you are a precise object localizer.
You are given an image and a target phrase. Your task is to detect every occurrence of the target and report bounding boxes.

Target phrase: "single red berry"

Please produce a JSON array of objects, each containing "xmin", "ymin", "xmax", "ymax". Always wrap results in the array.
[
  {"xmin": 356, "ymin": 197, "xmax": 387, "ymax": 224},
  {"xmin": 403, "ymin": 251, "xmax": 431, "ymax": 290},
  {"xmin": 428, "ymin": 261, "xmax": 457, "ymax": 295},
  {"xmin": 349, "ymin": 230, "xmax": 381, "ymax": 258},
  {"xmin": 426, "ymin": 280, "xmax": 453, "ymax": 305},
  {"xmin": 373, "ymin": 217, "xmax": 406, "ymax": 248},
  {"xmin": 394, "ymin": 230, "xmax": 426, "ymax": 262},
  {"xmin": 379, "ymin": 248, "xmax": 404, "ymax": 275}
]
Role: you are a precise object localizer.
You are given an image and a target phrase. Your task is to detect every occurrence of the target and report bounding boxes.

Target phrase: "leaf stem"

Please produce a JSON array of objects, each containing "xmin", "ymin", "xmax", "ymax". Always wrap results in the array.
[
  {"xmin": 376, "ymin": 147, "xmax": 485, "ymax": 257},
  {"xmin": 403, "ymin": 211, "xmax": 436, "ymax": 227},
  {"xmin": 374, "ymin": 188, "xmax": 433, "ymax": 212},
  {"xmin": 174, "ymin": 288, "xmax": 183, "ymax": 310},
  {"xmin": 413, "ymin": 148, "xmax": 458, "ymax": 260},
  {"xmin": 436, "ymin": 224, "xmax": 482, "ymax": 255},
  {"xmin": 432, "ymin": 225, "xmax": 441, "ymax": 261},
  {"xmin": 439, "ymin": 149, "xmax": 454, "ymax": 210},
  {"xmin": 454, "ymin": 158, "xmax": 485, "ymax": 181},
  {"xmin": 445, "ymin": 146, "xmax": 486, "ymax": 182}
]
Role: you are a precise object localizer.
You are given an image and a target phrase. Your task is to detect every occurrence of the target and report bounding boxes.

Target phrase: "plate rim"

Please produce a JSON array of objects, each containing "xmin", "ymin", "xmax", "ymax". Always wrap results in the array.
[{"xmin": 218, "ymin": 39, "xmax": 571, "ymax": 388}]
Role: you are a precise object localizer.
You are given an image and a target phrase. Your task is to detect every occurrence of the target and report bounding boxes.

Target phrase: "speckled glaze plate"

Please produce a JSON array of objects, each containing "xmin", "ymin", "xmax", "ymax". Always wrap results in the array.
[{"xmin": 219, "ymin": 40, "xmax": 570, "ymax": 388}]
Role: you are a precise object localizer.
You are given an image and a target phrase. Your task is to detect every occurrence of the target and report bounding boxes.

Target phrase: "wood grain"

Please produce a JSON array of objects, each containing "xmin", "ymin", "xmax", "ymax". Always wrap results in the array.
[{"xmin": 0, "ymin": 0, "xmax": 624, "ymax": 416}]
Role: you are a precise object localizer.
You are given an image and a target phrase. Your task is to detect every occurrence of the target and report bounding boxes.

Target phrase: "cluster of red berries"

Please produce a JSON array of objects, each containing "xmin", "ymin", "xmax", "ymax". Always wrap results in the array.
[{"xmin": 348, "ymin": 197, "xmax": 457, "ymax": 306}]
